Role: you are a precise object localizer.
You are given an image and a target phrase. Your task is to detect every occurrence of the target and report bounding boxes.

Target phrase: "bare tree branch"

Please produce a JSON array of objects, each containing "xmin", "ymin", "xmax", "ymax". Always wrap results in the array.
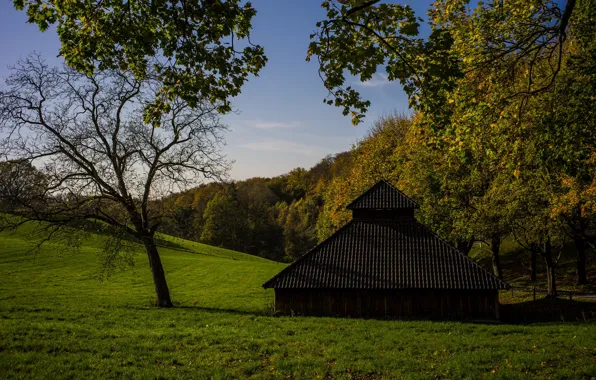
[{"xmin": 0, "ymin": 54, "xmax": 231, "ymax": 306}]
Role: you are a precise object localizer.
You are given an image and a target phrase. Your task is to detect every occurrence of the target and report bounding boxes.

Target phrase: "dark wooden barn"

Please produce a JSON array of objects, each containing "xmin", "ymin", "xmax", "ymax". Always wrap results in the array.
[{"xmin": 263, "ymin": 180, "xmax": 510, "ymax": 320}]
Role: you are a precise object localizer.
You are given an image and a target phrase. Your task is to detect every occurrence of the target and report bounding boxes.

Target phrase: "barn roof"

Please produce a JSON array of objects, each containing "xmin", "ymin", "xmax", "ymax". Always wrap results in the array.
[
  {"xmin": 263, "ymin": 182, "xmax": 509, "ymax": 291},
  {"xmin": 346, "ymin": 180, "xmax": 419, "ymax": 210},
  {"xmin": 263, "ymin": 220, "xmax": 508, "ymax": 290}
]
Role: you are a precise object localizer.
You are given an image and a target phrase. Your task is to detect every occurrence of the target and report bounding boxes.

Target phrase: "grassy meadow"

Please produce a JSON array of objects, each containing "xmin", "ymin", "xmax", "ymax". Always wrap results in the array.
[{"xmin": 1, "ymin": 225, "xmax": 595, "ymax": 379}]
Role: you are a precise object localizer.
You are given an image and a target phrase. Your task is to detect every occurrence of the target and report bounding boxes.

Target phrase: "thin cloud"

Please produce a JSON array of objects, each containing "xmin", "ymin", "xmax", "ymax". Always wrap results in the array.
[
  {"xmin": 238, "ymin": 139, "xmax": 329, "ymax": 157},
  {"xmin": 250, "ymin": 120, "xmax": 301, "ymax": 129},
  {"xmin": 355, "ymin": 73, "xmax": 391, "ymax": 88}
]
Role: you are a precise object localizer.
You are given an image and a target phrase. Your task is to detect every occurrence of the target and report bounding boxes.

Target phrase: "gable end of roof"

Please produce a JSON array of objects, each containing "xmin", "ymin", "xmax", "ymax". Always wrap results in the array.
[{"xmin": 346, "ymin": 180, "xmax": 419, "ymax": 210}]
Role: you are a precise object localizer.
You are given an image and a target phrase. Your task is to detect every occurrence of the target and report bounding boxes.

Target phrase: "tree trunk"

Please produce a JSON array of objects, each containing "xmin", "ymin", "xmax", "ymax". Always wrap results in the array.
[
  {"xmin": 530, "ymin": 242, "xmax": 537, "ymax": 282},
  {"xmin": 456, "ymin": 239, "xmax": 474, "ymax": 256},
  {"xmin": 574, "ymin": 234, "xmax": 588, "ymax": 285},
  {"xmin": 490, "ymin": 235, "xmax": 503, "ymax": 279},
  {"xmin": 544, "ymin": 238, "xmax": 557, "ymax": 298},
  {"xmin": 571, "ymin": 209, "xmax": 588, "ymax": 285},
  {"xmin": 142, "ymin": 234, "xmax": 173, "ymax": 307}
]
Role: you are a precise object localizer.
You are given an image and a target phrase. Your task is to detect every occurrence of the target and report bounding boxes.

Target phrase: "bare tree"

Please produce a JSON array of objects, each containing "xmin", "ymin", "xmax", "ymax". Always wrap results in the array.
[{"xmin": 0, "ymin": 55, "xmax": 229, "ymax": 307}]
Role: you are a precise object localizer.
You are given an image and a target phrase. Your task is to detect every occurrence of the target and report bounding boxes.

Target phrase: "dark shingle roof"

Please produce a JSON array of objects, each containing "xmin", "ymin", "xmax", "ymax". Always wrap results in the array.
[
  {"xmin": 263, "ymin": 220, "xmax": 509, "ymax": 290},
  {"xmin": 346, "ymin": 180, "xmax": 419, "ymax": 210}
]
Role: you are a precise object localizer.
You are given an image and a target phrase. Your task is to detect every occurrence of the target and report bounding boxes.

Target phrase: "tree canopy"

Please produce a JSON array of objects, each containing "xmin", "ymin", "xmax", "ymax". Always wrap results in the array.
[
  {"xmin": 14, "ymin": 0, "xmax": 267, "ymax": 120},
  {"xmin": 309, "ymin": 0, "xmax": 581, "ymax": 126}
]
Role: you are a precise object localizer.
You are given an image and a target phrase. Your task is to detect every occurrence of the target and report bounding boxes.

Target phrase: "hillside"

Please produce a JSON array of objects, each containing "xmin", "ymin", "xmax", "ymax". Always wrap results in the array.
[
  {"xmin": 0, "ymin": 223, "xmax": 282, "ymax": 313},
  {"xmin": 1, "ymin": 225, "xmax": 595, "ymax": 379}
]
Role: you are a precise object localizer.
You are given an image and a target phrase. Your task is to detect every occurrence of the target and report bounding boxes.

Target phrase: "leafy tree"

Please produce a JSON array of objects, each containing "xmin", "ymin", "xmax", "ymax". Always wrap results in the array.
[
  {"xmin": 0, "ymin": 56, "xmax": 228, "ymax": 307},
  {"xmin": 200, "ymin": 189, "xmax": 246, "ymax": 251},
  {"xmin": 14, "ymin": 0, "xmax": 267, "ymax": 121},
  {"xmin": 236, "ymin": 179, "xmax": 284, "ymax": 259},
  {"xmin": 0, "ymin": 160, "xmax": 47, "ymax": 213},
  {"xmin": 308, "ymin": 1, "xmax": 427, "ymax": 125},
  {"xmin": 284, "ymin": 168, "xmax": 310, "ymax": 200},
  {"xmin": 164, "ymin": 191, "xmax": 197, "ymax": 240},
  {"xmin": 309, "ymin": 0, "xmax": 579, "ymax": 126},
  {"xmin": 189, "ymin": 184, "xmax": 226, "ymax": 240},
  {"xmin": 505, "ymin": 168, "xmax": 568, "ymax": 297},
  {"xmin": 157, "ymin": 183, "xmax": 220, "ymax": 241},
  {"xmin": 277, "ymin": 198, "xmax": 318, "ymax": 261},
  {"xmin": 534, "ymin": 1, "xmax": 596, "ymax": 284}
]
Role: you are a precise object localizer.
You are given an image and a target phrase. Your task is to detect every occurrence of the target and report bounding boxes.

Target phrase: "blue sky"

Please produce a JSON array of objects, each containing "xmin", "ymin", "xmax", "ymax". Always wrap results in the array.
[{"xmin": 0, "ymin": 1, "xmax": 432, "ymax": 180}]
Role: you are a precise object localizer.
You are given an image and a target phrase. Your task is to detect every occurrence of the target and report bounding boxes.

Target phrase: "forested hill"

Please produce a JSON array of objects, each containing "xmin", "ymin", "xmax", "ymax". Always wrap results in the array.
[
  {"xmin": 158, "ymin": 148, "xmax": 353, "ymax": 263},
  {"xmin": 157, "ymin": 115, "xmax": 411, "ymax": 263}
]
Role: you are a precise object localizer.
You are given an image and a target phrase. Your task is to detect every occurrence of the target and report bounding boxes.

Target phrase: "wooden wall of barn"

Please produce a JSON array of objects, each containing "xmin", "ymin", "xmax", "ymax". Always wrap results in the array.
[{"xmin": 274, "ymin": 289, "xmax": 499, "ymax": 320}]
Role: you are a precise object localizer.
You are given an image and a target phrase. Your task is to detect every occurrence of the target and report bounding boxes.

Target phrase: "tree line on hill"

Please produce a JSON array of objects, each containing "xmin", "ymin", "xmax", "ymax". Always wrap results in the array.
[{"xmin": 156, "ymin": 150, "xmax": 353, "ymax": 262}]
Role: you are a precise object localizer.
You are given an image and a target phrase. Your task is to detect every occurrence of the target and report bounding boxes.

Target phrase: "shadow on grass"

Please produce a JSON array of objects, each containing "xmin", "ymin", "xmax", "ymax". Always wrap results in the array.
[
  {"xmin": 115, "ymin": 301, "xmax": 596, "ymax": 325},
  {"xmin": 167, "ymin": 299, "xmax": 596, "ymax": 324},
  {"xmin": 118, "ymin": 303, "xmax": 264, "ymax": 317},
  {"xmin": 153, "ymin": 237, "xmax": 191, "ymax": 252},
  {"xmin": 75, "ymin": 220, "xmax": 191, "ymax": 253},
  {"xmin": 501, "ymin": 297, "xmax": 596, "ymax": 324},
  {"xmin": 175, "ymin": 305, "xmax": 261, "ymax": 316}
]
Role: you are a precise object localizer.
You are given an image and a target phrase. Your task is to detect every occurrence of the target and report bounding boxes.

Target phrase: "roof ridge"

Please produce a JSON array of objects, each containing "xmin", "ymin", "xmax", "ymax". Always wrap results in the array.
[{"xmin": 346, "ymin": 179, "xmax": 419, "ymax": 210}]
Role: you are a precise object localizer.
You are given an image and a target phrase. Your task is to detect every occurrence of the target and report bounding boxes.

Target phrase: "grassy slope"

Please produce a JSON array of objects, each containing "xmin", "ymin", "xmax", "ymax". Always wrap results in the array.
[
  {"xmin": 0, "ymin": 226, "xmax": 595, "ymax": 379},
  {"xmin": 470, "ymin": 236, "xmax": 596, "ymax": 296}
]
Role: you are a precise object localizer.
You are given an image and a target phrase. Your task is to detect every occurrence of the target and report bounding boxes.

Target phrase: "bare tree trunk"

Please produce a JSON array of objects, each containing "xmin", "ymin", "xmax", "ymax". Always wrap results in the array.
[
  {"xmin": 570, "ymin": 209, "xmax": 588, "ymax": 285},
  {"xmin": 142, "ymin": 234, "xmax": 173, "ymax": 307},
  {"xmin": 544, "ymin": 238, "xmax": 557, "ymax": 298},
  {"xmin": 574, "ymin": 234, "xmax": 588, "ymax": 285},
  {"xmin": 490, "ymin": 235, "xmax": 503, "ymax": 279},
  {"xmin": 530, "ymin": 242, "xmax": 537, "ymax": 282}
]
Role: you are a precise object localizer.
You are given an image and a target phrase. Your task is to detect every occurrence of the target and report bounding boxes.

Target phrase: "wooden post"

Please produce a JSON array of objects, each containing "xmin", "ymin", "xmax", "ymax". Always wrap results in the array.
[{"xmin": 533, "ymin": 287, "xmax": 536, "ymax": 301}]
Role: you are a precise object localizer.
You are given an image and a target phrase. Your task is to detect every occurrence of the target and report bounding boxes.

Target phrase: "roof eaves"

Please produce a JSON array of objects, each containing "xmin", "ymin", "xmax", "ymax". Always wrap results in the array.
[
  {"xmin": 416, "ymin": 223, "xmax": 511, "ymax": 290},
  {"xmin": 262, "ymin": 220, "xmax": 355, "ymax": 289}
]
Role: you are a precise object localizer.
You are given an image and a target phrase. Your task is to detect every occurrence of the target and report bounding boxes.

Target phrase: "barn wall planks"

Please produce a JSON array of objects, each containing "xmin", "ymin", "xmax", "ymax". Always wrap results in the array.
[{"xmin": 275, "ymin": 289, "xmax": 499, "ymax": 319}]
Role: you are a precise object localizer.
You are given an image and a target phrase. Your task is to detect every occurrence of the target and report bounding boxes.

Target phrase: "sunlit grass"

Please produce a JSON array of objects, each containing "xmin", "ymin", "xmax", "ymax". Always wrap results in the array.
[{"xmin": 1, "ymin": 225, "xmax": 595, "ymax": 379}]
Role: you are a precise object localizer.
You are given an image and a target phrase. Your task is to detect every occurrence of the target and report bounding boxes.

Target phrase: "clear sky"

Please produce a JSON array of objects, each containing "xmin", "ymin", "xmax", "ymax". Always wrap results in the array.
[{"xmin": 0, "ymin": 1, "xmax": 432, "ymax": 180}]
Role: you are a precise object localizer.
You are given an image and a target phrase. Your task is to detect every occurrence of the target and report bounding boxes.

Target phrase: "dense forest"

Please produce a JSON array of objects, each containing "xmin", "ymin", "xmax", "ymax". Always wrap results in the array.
[
  {"xmin": 157, "ymin": 137, "xmax": 355, "ymax": 262},
  {"xmin": 157, "ymin": 116, "xmax": 415, "ymax": 262}
]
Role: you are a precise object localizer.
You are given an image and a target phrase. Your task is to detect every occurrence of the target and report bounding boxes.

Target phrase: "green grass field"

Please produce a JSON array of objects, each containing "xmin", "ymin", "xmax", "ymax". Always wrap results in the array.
[{"xmin": 1, "ymin": 225, "xmax": 595, "ymax": 379}]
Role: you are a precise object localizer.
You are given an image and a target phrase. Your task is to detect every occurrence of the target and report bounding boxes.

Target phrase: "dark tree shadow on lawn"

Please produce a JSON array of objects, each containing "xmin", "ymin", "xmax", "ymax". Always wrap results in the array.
[
  {"xmin": 121, "ymin": 300, "xmax": 596, "ymax": 325},
  {"xmin": 500, "ymin": 298, "xmax": 596, "ymax": 324},
  {"xmin": 121, "ymin": 303, "xmax": 263, "ymax": 317},
  {"xmin": 175, "ymin": 305, "xmax": 261, "ymax": 316}
]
